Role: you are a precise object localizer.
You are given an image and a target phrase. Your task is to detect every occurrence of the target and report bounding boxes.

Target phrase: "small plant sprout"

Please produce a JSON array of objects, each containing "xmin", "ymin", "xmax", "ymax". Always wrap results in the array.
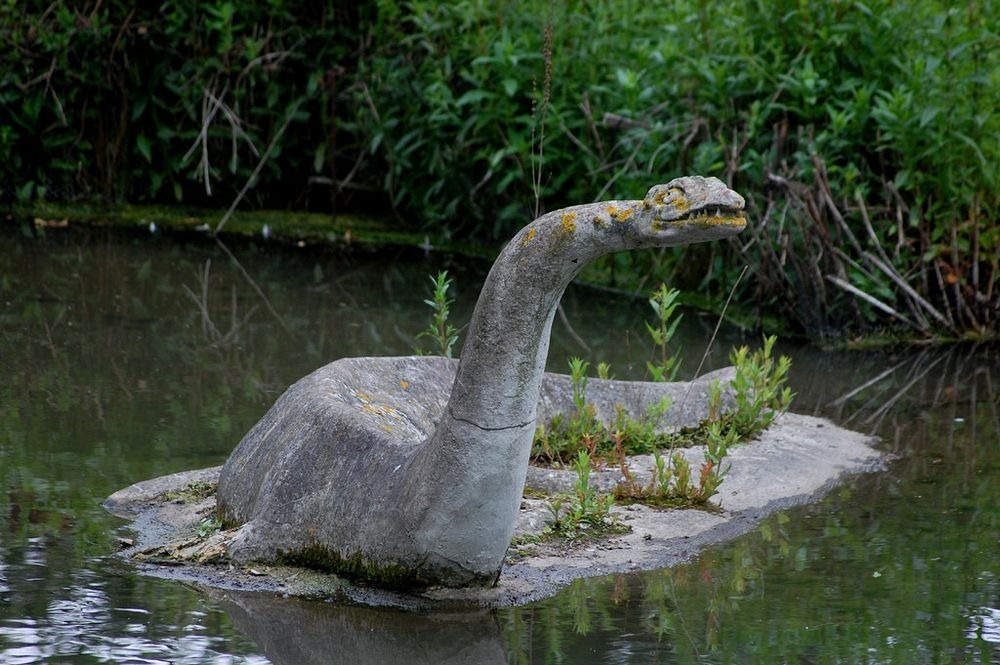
[
  {"xmin": 699, "ymin": 421, "xmax": 738, "ymax": 499},
  {"xmin": 650, "ymin": 451, "xmax": 672, "ymax": 495},
  {"xmin": 725, "ymin": 335, "xmax": 794, "ymax": 439},
  {"xmin": 707, "ymin": 379, "xmax": 723, "ymax": 421},
  {"xmin": 671, "ymin": 454, "xmax": 692, "ymax": 499},
  {"xmin": 417, "ymin": 270, "xmax": 460, "ymax": 357},
  {"xmin": 544, "ymin": 495, "xmax": 566, "ymax": 529},
  {"xmin": 542, "ymin": 449, "xmax": 620, "ymax": 539},
  {"xmin": 197, "ymin": 515, "xmax": 222, "ymax": 538},
  {"xmin": 645, "ymin": 284, "xmax": 683, "ymax": 382},
  {"xmin": 568, "ymin": 357, "xmax": 590, "ymax": 414},
  {"xmin": 568, "ymin": 450, "xmax": 615, "ymax": 529}
]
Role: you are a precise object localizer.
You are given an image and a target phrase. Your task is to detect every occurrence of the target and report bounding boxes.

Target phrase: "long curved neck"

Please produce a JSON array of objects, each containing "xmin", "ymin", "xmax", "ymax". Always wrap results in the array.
[
  {"xmin": 396, "ymin": 198, "xmax": 659, "ymax": 576},
  {"xmin": 445, "ymin": 199, "xmax": 651, "ymax": 432}
]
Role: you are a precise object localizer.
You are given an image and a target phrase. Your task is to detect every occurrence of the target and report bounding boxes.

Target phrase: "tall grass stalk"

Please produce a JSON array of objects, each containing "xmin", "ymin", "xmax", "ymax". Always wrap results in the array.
[{"xmin": 417, "ymin": 271, "xmax": 460, "ymax": 357}]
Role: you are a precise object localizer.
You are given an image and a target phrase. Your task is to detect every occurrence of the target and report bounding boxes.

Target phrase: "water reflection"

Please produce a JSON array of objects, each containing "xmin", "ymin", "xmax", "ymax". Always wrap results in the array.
[
  {"xmin": 0, "ymin": 561, "xmax": 268, "ymax": 664},
  {"xmin": 214, "ymin": 591, "xmax": 506, "ymax": 665},
  {"xmin": 968, "ymin": 607, "xmax": 1000, "ymax": 645}
]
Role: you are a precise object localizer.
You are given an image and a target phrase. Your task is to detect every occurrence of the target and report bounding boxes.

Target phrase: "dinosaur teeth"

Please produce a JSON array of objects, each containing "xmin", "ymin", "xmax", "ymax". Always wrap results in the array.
[{"xmin": 673, "ymin": 206, "xmax": 744, "ymax": 223}]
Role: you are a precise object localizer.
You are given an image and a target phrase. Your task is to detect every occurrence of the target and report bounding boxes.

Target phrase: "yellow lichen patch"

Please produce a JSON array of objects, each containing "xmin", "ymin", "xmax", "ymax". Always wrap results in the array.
[
  {"xmin": 592, "ymin": 214, "xmax": 609, "ymax": 229},
  {"xmin": 652, "ymin": 188, "xmax": 689, "ymax": 214},
  {"xmin": 361, "ymin": 402, "xmax": 400, "ymax": 419},
  {"xmin": 399, "ymin": 380, "xmax": 410, "ymax": 390},
  {"xmin": 612, "ymin": 206, "xmax": 634, "ymax": 222},
  {"xmin": 561, "ymin": 212, "xmax": 577, "ymax": 233},
  {"xmin": 521, "ymin": 227, "xmax": 537, "ymax": 246},
  {"xmin": 353, "ymin": 389, "xmax": 401, "ymax": 419},
  {"xmin": 663, "ymin": 213, "xmax": 747, "ymax": 229},
  {"xmin": 381, "ymin": 425, "xmax": 394, "ymax": 433},
  {"xmin": 714, "ymin": 215, "xmax": 746, "ymax": 227}
]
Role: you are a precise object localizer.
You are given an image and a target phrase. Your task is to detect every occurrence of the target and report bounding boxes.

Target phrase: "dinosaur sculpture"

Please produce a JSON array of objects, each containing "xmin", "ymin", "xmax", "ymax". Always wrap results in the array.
[{"xmin": 216, "ymin": 176, "xmax": 746, "ymax": 588}]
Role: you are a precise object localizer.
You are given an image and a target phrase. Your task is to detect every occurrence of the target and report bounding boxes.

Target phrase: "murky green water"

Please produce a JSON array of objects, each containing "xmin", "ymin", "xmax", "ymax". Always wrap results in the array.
[{"xmin": 1, "ymin": 227, "xmax": 996, "ymax": 663}]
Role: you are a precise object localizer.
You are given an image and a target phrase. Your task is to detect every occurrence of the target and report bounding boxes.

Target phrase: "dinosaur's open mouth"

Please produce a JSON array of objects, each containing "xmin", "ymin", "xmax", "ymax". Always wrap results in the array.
[{"xmin": 677, "ymin": 205, "xmax": 746, "ymax": 225}]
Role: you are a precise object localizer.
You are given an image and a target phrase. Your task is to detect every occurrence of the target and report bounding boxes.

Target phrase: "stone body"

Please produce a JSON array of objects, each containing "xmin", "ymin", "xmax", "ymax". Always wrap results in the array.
[{"xmin": 217, "ymin": 176, "xmax": 747, "ymax": 587}]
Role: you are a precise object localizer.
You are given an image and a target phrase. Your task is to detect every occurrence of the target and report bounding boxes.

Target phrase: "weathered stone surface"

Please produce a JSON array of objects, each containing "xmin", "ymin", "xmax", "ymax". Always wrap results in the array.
[
  {"xmin": 103, "ymin": 465, "xmax": 220, "ymax": 519},
  {"xmin": 213, "ymin": 176, "xmax": 749, "ymax": 588}
]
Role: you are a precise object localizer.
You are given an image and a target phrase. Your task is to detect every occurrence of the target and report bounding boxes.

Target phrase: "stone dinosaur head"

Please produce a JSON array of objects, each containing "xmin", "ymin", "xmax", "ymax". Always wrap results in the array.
[{"xmin": 642, "ymin": 175, "xmax": 746, "ymax": 240}]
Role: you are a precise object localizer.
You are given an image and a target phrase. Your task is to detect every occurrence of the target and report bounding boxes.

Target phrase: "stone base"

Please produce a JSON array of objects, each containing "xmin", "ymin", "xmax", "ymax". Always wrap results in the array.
[{"xmin": 103, "ymin": 412, "xmax": 882, "ymax": 609}]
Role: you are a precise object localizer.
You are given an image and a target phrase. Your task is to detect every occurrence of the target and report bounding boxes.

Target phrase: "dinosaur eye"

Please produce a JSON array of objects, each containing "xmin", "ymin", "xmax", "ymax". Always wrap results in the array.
[{"xmin": 649, "ymin": 184, "xmax": 687, "ymax": 206}]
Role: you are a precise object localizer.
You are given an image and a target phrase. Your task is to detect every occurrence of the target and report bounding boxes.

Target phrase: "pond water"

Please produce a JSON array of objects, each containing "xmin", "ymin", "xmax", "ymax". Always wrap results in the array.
[{"xmin": 1, "ymin": 227, "xmax": 996, "ymax": 663}]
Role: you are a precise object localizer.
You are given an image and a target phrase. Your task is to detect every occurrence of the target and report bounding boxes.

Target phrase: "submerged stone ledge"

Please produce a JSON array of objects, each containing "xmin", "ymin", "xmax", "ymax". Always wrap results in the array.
[{"xmin": 103, "ymin": 412, "xmax": 882, "ymax": 609}]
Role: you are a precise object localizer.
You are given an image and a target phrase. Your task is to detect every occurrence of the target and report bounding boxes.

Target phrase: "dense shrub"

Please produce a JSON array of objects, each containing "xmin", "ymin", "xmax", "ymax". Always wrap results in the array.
[
  {"xmin": 1, "ymin": 1, "xmax": 996, "ymax": 337},
  {"xmin": 355, "ymin": 0, "xmax": 997, "ymax": 337},
  {"xmin": 0, "ymin": 1, "xmax": 366, "ymax": 208}
]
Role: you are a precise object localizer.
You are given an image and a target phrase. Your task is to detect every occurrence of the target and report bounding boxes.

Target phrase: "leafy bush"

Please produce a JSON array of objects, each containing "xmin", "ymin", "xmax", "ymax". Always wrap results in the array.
[
  {"xmin": 3, "ymin": 1, "xmax": 995, "ymax": 337},
  {"xmin": 355, "ymin": 0, "xmax": 997, "ymax": 336},
  {"xmin": 720, "ymin": 335, "xmax": 794, "ymax": 440},
  {"xmin": 0, "ymin": 1, "xmax": 367, "ymax": 208}
]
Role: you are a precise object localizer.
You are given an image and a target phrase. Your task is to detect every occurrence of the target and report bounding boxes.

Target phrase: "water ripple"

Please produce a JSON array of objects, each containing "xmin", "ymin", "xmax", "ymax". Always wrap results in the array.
[{"xmin": 0, "ymin": 573, "xmax": 270, "ymax": 664}]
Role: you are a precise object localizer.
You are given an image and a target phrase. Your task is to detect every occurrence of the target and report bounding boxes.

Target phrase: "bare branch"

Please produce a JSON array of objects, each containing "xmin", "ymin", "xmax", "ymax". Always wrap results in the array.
[
  {"xmin": 862, "ymin": 251, "xmax": 955, "ymax": 332},
  {"xmin": 825, "ymin": 274, "xmax": 923, "ymax": 331}
]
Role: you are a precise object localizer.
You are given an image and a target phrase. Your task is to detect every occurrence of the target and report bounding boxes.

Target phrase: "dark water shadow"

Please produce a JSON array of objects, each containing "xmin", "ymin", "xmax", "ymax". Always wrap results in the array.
[{"xmin": 212, "ymin": 589, "xmax": 507, "ymax": 665}]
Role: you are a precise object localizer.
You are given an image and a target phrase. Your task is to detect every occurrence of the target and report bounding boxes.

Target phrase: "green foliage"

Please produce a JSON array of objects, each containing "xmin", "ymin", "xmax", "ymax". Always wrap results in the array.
[
  {"xmin": 615, "ymin": 450, "xmax": 700, "ymax": 508},
  {"xmin": 0, "ymin": 2, "xmax": 367, "ymax": 208},
  {"xmin": 416, "ymin": 270, "xmax": 460, "ymax": 357},
  {"xmin": 4, "ymin": 1, "xmax": 994, "ymax": 337},
  {"xmin": 532, "ymin": 318, "xmax": 794, "ymax": 509},
  {"xmin": 354, "ymin": 0, "xmax": 996, "ymax": 335},
  {"xmin": 613, "ymin": 418, "xmax": 737, "ymax": 508},
  {"xmin": 196, "ymin": 515, "xmax": 223, "ymax": 538},
  {"xmin": 534, "ymin": 285, "xmax": 685, "ymax": 463},
  {"xmin": 164, "ymin": 482, "xmax": 217, "ymax": 504},
  {"xmin": 645, "ymin": 284, "xmax": 683, "ymax": 382},
  {"xmin": 544, "ymin": 450, "xmax": 621, "ymax": 539},
  {"xmin": 719, "ymin": 335, "xmax": 794, "ymax": 441},
  {"xmin": 532, "ymin": 331, "xmax": 794, "ymax": 512},
  {"xmin": 532, "ymin": 357, "xmax": 671, "ymax": 464}
]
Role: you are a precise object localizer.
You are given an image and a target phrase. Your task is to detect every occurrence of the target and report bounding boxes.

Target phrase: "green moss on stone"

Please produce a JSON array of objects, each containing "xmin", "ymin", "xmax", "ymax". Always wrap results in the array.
[
  {"xmin": 163, "ymin": 482, "xmax": 217, "ymax": 504},
  {"xmin": 276, "ymin": 544, "xmax": 424, "ymax": 590}
]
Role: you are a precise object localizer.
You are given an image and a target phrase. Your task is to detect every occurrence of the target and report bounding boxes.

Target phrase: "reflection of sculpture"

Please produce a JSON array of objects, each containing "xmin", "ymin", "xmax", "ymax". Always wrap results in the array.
[
  {"xmin": 217, "ymin": 177, "xmax": 746, "ymax": 588},
  {"xmin": 216, "ymin": 589, "xmax": 507, "ymax": 665}
]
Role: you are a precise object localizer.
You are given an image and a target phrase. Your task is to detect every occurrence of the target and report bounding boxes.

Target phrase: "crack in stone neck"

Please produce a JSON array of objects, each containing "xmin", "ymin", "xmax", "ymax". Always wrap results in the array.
[{"xmin": 447, "ymin": 408, "xmax": 533, "ymax": 433}]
